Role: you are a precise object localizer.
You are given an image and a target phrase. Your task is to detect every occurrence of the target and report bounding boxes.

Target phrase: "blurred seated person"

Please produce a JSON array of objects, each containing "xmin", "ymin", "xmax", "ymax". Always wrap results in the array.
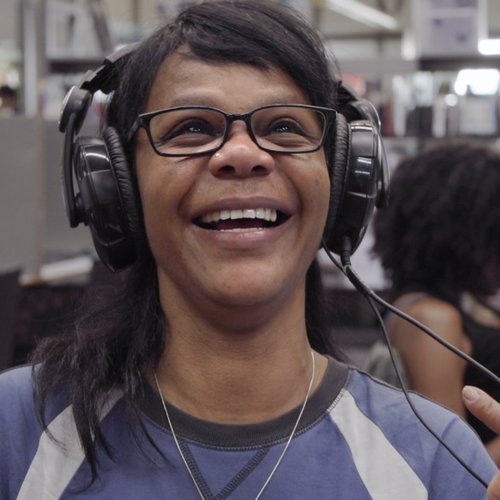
[
  {"xmin": 372, "ymin": 140, "xmax": 500, "ymax": 465},
  {"xmin": 0, "ymin": 85, "xmax": 18, "ymax": 116}
]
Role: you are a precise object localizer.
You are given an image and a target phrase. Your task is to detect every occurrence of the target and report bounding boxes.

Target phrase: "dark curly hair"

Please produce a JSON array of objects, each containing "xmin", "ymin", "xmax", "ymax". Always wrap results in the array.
[{"xmin": 372, "ymin": 140, "xmax": 500, "ymax": 302}]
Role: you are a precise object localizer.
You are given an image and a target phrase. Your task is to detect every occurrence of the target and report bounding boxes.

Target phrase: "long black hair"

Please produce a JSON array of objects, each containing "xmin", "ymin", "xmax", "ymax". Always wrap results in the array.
[
  {"xmin": 32, "ymin": 0, "xmax": 345, "ymax": 480},
  {"xmin": 372, "ymin": 140, "xmax": 500, "ymax": 303}
]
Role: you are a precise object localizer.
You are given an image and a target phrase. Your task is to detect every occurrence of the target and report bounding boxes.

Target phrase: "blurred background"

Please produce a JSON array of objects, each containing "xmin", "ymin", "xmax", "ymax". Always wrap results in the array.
[{"xmin": 1, "ymin": 0, "xmax": 499, "ymax": 368}]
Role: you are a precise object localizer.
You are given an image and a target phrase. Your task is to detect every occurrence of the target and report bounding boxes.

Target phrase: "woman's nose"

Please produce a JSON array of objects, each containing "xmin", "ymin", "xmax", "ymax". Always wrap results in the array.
[{"xmin": 207, "ymin": 123, "xmax": 275, "ymax": 179}]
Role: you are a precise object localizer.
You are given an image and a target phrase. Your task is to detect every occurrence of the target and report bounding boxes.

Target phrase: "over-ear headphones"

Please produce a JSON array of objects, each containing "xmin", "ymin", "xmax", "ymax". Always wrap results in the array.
[
  {"xmin": 59, "ymin": 47, "xmax": 389, "ymax": 272},
  {"xmin": 59, "ymin": 45, "xmax": 141, "ymax": 272},
  {"xmin": 324, "ymin": 83, "xmax": 390, "ymax": 255}
]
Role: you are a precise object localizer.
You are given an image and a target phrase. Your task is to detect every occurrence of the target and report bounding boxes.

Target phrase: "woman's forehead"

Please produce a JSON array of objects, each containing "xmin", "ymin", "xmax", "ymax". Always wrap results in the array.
[{"xmin": 145, "ymin": 50, "xmax": 310, "ymax": 112}]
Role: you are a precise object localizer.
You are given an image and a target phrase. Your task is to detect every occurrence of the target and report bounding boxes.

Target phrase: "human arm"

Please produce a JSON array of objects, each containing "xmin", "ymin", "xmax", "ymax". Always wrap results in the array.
[
  {"xmin": 390, "ymin": 296, "xmax": 470, "ymax": 417},
  {"xmin": 463, "ymin": 386, "xmax": 500, "ymax": 498}
]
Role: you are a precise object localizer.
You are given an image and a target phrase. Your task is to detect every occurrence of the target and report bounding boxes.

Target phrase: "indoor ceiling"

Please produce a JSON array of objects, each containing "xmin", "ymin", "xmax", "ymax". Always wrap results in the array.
[{"xmin": 312, "ymin": 0, "xmax": 500, "ymax": 39}]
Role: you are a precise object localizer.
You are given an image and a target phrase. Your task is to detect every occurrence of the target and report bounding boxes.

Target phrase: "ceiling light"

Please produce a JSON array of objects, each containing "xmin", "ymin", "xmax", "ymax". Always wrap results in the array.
[
  {"xmin": 454, "ymin": 69, "xmax": 500, "ymax": 96},
  {"xmin": 478, "ymin": 39, "xmax": 500, "ymax": 55}
]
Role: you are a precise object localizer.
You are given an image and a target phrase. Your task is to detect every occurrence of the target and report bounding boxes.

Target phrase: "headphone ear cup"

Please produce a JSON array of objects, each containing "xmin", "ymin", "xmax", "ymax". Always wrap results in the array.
[
  {"xmin": 326, "ymin": 120, "xmax": 383, "ymax": 255},
  {"xmin": 324, "ymin": 83, "xmax": 390, "ymax": 257},
  {"xmin": 324, "ymin": 113, "xmax": 350, "ymax": 248},
  {"xmin": 72, "ymin": 131, "xmax": 138, "ymax": 272},
  {"xmin": 102, "ymin": 127, "xmax": 142, "ymax": 242}
]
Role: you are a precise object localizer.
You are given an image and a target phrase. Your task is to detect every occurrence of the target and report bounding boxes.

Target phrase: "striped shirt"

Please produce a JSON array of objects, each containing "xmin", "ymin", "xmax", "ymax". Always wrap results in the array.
[{"xmin": 0, "ymin": 359, "xmax": 496, "ymax": 499}]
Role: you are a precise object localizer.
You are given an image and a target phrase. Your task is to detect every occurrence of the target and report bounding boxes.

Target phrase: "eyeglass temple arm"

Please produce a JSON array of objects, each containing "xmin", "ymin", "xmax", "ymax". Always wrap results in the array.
[{"xmin": 126, "ymin": 120, "xmax": 141, "ymax": 143}]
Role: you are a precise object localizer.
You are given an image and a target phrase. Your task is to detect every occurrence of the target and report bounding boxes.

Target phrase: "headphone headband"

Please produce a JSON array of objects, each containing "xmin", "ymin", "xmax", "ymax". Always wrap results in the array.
[{"xmin": 81, "ymin": 43, "xmax": 138, "ymax": 95}]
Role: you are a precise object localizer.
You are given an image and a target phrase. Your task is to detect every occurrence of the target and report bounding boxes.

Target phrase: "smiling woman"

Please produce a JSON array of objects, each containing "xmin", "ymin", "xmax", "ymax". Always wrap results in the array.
[{"xmin": 0, "ymin": 1, "xmax": 497, "ymax": 499}]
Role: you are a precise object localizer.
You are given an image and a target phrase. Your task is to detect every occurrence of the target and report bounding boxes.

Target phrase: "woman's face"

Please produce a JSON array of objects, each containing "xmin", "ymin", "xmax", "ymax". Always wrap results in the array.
[{"xmin": 134, "ymin": 50, "xmax": 331, "ymax": 316}]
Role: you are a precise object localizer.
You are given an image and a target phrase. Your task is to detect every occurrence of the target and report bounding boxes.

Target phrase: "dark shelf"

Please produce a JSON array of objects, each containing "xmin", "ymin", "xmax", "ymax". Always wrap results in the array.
[
  {"xmin": 418, "ymin": 56, "xmax": 500, "ymax": 71},
  {"xmin": 48, "ymin": 57, "xmax": 103, "ymax": 74}
]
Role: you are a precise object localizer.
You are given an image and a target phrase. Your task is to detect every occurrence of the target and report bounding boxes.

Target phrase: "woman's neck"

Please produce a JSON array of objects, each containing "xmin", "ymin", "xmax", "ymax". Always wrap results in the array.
[
  {"xmin": 152, "ymin": 310, "xmax": 327, "ymax": 423},
  {"xmin": 150, "ymin": 266, "xmax": 330, "ymax": 423}
]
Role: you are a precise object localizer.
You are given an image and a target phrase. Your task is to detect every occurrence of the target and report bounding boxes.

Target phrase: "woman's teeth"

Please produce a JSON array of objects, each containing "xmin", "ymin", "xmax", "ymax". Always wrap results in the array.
[{"xmin": 201, "ymin": 208, "xmax": 278, "ymax": 224}]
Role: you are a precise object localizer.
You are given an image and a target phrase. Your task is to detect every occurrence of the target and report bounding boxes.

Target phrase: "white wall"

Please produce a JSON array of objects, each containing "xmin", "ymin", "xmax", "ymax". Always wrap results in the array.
[
  {"xmin": 0, "ymin": 116, "xmax": 94, "ymax": 276},
  {"xmin": 0, "ymin": 0, "xmax": 17, "ymax": 42},
  {"xmin": 0, "ymin": 116, "xmax": 45, "ymax": 274}
]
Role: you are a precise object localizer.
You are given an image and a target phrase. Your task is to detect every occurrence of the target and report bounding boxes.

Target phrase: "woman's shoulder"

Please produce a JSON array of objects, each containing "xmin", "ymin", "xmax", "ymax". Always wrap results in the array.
[
  {"xmin": 391, "ymin": 292, "xmax": 464, "ymax": 340},
  {"xmin": 0, "ymin": 365, "xmax": 42, "ymax": 429},
  {"xmin": 343, "ymin": 367, "xmax": 493, "ymax": 464},
  {"xmin": 345, "ymin": 367, "xmax": 471, "ymax": 434},
  {"xmin": 0, "ymin": 365, "xmax": 74, "ymax": 499},
  {"xmin": 393, "ymin": 292, "xmax": 458, "ymax": 317},
  {"xmin": 338, "ymin": 367, "xmax": 497, "ymax": 493},
  {"xmin": 0, "ymin": 366, "xmax": 43, "ymax": 469},
  {"xmin": 0, "ymin": 364, "xmax": 71, "ymax": 426},
  {"xmin": 0, "ymin": 364, "xmax": 35, "ymax": 403}
]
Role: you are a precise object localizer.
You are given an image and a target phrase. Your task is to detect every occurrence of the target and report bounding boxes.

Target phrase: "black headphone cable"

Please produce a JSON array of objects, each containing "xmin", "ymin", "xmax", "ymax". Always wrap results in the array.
[{"xmin": 321, "ymin": 237, "xmax": 499, "ymax": 489}]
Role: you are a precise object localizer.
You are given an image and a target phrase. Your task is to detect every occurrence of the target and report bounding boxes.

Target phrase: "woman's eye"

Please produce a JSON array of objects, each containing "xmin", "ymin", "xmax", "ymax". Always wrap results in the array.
[
  {"xmin": 170, "ymin": 119, "xmax": 216, "ymax": 137},
  {"xmin": 154, "ymin": 118, "xmax": 223, "ymax": 148},
  {"xmin": 267, "ymin": 119, "xmax": 305, "ymax": 135}
]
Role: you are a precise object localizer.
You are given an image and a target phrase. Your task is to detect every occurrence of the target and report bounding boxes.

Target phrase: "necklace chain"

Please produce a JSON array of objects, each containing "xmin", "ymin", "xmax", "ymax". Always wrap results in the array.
[{"xmin": 154, "ymin": 351, "xmax": 316, "ymax": 500}]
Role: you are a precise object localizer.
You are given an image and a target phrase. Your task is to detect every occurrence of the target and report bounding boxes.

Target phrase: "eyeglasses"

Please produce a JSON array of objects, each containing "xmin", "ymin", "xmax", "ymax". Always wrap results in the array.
[{"xmin": 127, "ymin": 104, "xmax": 337, "ymax": 157}]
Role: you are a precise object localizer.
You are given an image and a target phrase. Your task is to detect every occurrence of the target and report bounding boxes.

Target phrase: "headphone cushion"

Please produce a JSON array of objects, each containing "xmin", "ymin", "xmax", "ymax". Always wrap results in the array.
[
  {"xmin": 103, "ymin": 126, "xmax": 141, "ymax": 241},
  {"xmin": 324, "ymin": 113, "xmax": 350, "ymax": 243}
]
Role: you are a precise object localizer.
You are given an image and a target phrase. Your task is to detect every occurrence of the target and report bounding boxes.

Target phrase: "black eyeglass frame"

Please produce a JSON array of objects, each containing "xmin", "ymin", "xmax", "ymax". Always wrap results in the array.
[{"xmin": 126, "ymin": 103, "xmax": 338, "ymax": 157}]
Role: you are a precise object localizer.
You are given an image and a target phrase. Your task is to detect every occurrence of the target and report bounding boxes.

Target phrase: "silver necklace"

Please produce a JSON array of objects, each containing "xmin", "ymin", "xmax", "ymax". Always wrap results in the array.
[{"xmin": 154, "ymin": 350, "xmax": 316, "ymax": 500}]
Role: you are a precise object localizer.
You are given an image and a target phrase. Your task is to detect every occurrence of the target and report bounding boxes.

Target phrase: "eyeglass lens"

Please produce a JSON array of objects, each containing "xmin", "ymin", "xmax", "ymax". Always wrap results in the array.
[{"xmin": 147, "ymin": 106, "xmax": 327, "ymax": 155}]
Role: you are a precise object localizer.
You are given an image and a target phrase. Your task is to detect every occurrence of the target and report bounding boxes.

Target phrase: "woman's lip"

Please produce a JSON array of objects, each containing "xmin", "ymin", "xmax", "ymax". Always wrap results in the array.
[{"xmin": 191, "ymin": 214, "xmax": 293, "ymax": 249}]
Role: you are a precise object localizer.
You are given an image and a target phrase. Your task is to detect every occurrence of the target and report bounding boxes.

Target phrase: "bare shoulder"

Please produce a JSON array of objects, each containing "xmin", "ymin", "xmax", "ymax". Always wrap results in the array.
[
  {"xmin": 391, "ymin": 294, "xmax": 466, "ymax": 346},
  {"xmin": 408, "ymin": 297, "xmax": 462, "ymax": 328}
]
